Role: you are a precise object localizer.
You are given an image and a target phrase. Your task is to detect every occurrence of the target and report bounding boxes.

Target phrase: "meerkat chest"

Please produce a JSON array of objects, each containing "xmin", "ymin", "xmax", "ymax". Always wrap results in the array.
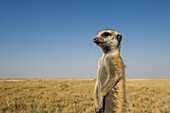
[{"xmin": 98, "ymin": 58, "xmax": 109, "ymax": 86}]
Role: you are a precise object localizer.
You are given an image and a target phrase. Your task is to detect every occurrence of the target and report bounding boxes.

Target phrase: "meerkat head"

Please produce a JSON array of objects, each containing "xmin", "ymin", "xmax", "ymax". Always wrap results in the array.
[{"xmin": 93, "ymin": 29, "xmax": 122, "ymax": 54}]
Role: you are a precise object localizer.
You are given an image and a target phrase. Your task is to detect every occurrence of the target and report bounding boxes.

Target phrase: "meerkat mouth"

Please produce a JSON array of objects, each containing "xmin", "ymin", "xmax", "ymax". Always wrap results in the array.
[
  {"xmin": 96, "ymin": 41, "xmax": 106, "ymax": 45},
  {"xmin": 97, "ymin": 41, "xmax": 108, "ymax": 46},
  {"xmin": 98, "ymin": 43, "xmax": 104, "ymax": 45}
]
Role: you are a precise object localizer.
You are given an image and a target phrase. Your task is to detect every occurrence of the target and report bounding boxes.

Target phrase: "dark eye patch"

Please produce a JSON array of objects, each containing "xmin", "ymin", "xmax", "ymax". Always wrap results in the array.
[{"xmin": 101, "ymin": 32, "xmax": 111, "ymax": 37}]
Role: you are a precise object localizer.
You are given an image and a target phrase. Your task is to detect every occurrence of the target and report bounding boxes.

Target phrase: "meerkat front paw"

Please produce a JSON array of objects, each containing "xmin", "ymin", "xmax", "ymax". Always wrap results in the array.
[
  {"xmin": 95, "ymin": 104, "xmax": 104, "ymax": 113},
  {"xmin": 95, "ymin": 94, "xmax": 105, "ymax": 113}
]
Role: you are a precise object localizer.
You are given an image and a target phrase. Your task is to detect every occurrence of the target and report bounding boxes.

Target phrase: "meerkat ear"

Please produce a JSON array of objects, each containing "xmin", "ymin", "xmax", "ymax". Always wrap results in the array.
[{"xmin": 116, "ymin": 34, "xmax": 122, "ymax": 43}]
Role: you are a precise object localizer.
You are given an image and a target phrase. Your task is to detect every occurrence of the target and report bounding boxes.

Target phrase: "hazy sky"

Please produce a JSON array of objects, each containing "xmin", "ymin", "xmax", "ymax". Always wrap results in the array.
[{"xmin": 0, "ymin": 0, "xmax": 170, "ymax": 78}]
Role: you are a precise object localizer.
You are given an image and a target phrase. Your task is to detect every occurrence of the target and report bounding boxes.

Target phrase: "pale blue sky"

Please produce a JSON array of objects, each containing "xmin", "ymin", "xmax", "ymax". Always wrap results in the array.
[{"xmin": 0, "ymin": 0, "xmax": 170, "ymax": 78}]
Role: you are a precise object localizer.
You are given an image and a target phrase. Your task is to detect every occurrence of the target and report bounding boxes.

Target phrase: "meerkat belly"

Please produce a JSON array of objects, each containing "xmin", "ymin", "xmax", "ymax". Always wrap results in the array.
[{"xmin": 98, "ymin": 65, "xmax": 108, "ymax": 88}]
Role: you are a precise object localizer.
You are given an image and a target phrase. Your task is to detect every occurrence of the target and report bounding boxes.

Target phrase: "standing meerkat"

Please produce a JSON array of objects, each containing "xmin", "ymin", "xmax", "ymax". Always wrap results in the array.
[{"xmin": 93, "ymin": 29, "xmax": 126, "ymax": 113}]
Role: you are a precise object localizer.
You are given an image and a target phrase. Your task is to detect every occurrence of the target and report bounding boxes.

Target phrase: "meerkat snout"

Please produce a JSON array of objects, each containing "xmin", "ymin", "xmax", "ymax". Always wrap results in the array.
[
  {"xmin": 93, "ymin": 37, "xmax": 98, "ymax": 43},
  {"xmin": 93, "ymin": 36, "xmax": 103, "ymax": 45}
]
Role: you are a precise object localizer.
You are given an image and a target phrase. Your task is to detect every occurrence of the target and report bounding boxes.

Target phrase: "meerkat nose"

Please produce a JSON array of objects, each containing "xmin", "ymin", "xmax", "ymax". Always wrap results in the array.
[{"xmin": 93, "ymin": 37, "xmax": 99, "ymax": 43}]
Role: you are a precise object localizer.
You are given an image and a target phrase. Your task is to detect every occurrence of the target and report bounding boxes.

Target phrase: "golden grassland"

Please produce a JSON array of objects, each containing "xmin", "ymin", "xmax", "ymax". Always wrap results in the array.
[{"xmin": 0, "ymin": 78, "xmax": 169, "ymax": 113}]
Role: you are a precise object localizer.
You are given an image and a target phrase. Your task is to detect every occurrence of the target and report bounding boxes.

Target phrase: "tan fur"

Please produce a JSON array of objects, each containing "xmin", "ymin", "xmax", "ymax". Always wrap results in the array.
[
  {"xmin": 93, "ymin": 30, "xmax": 127, "ymax": 113},
  {"xmin": 104, "ymin": 55, "xmax": 126, "ymax": 113}
]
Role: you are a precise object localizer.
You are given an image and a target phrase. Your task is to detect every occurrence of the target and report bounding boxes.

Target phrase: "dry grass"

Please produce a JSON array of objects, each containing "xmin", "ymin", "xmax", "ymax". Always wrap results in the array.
[{"xmin": 0, "ymin": 78, "xmax": 169, "ymax": 113}]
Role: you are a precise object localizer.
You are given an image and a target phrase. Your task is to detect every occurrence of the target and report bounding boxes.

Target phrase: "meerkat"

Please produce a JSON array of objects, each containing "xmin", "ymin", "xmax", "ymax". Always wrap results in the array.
[{"xmin": 93, "ymin": 29, "xmax": 126, "ymax": 113}]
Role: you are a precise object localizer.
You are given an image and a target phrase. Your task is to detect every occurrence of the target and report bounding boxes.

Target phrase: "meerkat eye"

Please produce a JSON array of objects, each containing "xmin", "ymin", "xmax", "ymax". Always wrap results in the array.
[{"xmin": 101, "ymin": 32, "xmax": 111, "ymax": 38}]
